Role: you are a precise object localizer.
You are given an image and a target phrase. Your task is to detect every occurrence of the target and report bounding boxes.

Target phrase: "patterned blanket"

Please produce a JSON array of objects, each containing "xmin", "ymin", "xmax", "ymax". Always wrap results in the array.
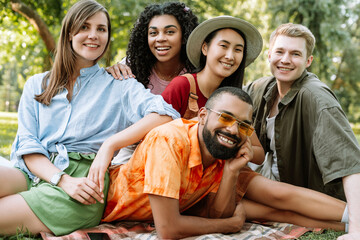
[{"xmin": 40, "ymin": 221, "xmax": 322, "ymax": 240}]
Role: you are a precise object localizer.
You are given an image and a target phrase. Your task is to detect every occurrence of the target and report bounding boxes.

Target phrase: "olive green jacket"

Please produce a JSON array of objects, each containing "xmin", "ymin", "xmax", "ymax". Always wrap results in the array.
[{"xmin": 244, "ymin": 71, "xmax": 360, "ymax": 201}]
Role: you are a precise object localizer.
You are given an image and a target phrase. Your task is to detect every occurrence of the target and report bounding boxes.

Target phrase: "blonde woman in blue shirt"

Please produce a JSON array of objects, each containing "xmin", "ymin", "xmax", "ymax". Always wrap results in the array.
[{"xmin": 0, "ymin": 0, "xmax": 178, "ymax": 236}]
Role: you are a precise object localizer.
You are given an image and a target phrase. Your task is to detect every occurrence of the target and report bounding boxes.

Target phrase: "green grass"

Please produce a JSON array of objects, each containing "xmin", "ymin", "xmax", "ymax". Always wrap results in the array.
[
  {"xmin": 0, "ymin": 112, "xmax": 358, "ymax": 239},
  {"xmin": 0, "ymin": 112, "xmax": 17, "ymax": 159},
  {"xmin": 0, "ymin": 230, "xmax": 41, "ymax": 240},
  {"xmin": 299, "ymin": 229, "xmax": 345, "ymax": 239}
]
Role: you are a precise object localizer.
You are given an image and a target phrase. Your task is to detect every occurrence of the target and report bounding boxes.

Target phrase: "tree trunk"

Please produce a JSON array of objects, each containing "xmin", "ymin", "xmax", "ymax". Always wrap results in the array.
[{"xmin": 10, "ymin": 0, "xmax": 55, "ymax": 69}]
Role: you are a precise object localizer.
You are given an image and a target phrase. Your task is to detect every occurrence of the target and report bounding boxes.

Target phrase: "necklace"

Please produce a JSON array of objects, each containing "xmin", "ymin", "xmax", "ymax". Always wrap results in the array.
[{"xmin": 154, "ymin": 64, "xmax": 183, "ymax": 81}]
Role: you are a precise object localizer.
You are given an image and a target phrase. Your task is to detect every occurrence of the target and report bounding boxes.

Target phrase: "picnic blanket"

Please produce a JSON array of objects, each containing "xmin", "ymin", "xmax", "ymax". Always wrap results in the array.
[{"xmin": 40, "ymin": 221, "xmax": 322, "ymax": 240}]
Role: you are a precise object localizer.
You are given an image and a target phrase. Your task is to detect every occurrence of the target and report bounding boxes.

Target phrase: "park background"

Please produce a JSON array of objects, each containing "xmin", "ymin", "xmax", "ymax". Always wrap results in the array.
[
  {"xmin": 0, "ymin": 1, "xmax": 359, "ymax": 239},
  {"xmin": 1, "ymin": 0, "xmax": 360, "ymax": 156},
  {"xmin": 0, "ymin": 0, "xmax": 359, "ymax": 160}
]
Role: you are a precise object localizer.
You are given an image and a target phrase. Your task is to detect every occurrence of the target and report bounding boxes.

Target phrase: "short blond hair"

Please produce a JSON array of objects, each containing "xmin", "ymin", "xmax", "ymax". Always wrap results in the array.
[{"xmin": 269, "ymin": 23, "xmax": 315, "ymax": 58}]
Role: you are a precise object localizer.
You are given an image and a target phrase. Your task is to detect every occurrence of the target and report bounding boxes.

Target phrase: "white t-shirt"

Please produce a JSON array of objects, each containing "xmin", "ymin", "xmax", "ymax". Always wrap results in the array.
[{"xmin": 266, "ymin": 115, "xmax": 280, "ymax": 180}]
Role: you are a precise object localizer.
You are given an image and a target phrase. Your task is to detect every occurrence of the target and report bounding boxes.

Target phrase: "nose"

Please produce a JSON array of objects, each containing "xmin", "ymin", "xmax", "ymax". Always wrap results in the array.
[
  {"xmin": 225, "ymin": 49, "xmax": 234, "ymax": 61},
  {"xmin": 225, "ymin": 122, "xmax": 239, "ymax": 135},
  {"xmin": 88, "ymin": 29, "xmax": 98, "ymax": 40},
  {"xmin": 156, "ymin": 32, "xmax": 166, "ymax": 42},
  {"xmin": 280, "ymin": 52, "xmax": 290, "ymax": 63}
]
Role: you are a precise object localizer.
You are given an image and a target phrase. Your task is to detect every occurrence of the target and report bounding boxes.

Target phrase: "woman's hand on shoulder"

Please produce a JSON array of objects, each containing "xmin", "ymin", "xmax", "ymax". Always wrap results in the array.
[{"xmin": 106, "ymin": 62, "xmax": 135, "ymax": 80}]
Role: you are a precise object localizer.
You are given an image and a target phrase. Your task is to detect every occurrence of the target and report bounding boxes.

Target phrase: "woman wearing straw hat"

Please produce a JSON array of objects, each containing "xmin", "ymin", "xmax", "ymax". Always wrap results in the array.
[
  {"xmin": 162, "ymin": 15, "xmax": 265, "ymax": 165},
  {"xmin": 162, "ymin": 16, "xmax": 348, "ymax": 231}
]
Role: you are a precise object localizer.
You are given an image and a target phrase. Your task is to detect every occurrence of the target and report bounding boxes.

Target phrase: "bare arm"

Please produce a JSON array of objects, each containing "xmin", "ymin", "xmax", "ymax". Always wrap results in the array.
[
  {"xmin": 149, "ymin": 194, "xmax": 245, "ymax": 239},
  {"xmin": 207, "ymin": 137, "xmax": 254, "ymax": 218},
  {"xmin": 23, "ymin": 154, "xmax": 103, "ymax": 205},
  {"xmin": 249, "ymin": 132, "xmax": 265, "ymax": 165},
  {"xmin": 88, "ymin": 113, "xmax": 173, "ymax": 192},
  {"xmin": 338, "ymin": 173, "xmax": 360, "ymax": 240}
]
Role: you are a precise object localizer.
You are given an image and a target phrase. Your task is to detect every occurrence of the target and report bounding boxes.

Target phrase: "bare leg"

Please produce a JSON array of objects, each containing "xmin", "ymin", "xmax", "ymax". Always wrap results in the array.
[
  {"xmin": 0, "ymin": 194, "xmax": 51, "ymax": 235},
  {"xmin": 0, "ymin": 166, "xmax": 27, "ymax": 197},
  {"xmin": 0, "ymin": 166, "xmax": 51, "ymax": 235},
  {"xmin": 242, "ymin": 199, "xmax": 345, "ymax": 231},
  {"xmin": 245, "ymin": 175, "xmax": 345, "ymax": 221}
]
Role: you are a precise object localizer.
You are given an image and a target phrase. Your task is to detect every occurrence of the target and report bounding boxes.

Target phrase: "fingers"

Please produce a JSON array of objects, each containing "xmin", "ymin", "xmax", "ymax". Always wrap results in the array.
[
  {"xmin": 105, "ymin": 66, "xmax": 117, "ymax": 79},
  {"xmin": 237, "ymin": 137, "xmax": 253, "ymax": 161},
  {"xmin": 106, "ymin": 62, "xmax": 135, "ymax": 80},
  {"xmin": 118, "ymin": 63, "xmax": 135, "ymax": 79},
  {"xmin": 98, "ymin": 170, "xmax": 105, "ymax": 196},
  {"xmin": 59, "ymin": 175, "xmax": 104, "ymax": 205},
  {"xmin": 88, "ymin": 166, "xmax": 106, "ymax": 198},
  {"xmin": 84, "ymin": 179, "xmax": 104, "ymax": 204},
  {"xmin": 74, "ymin": 179, "xmax": 104, "ymax": 205}
]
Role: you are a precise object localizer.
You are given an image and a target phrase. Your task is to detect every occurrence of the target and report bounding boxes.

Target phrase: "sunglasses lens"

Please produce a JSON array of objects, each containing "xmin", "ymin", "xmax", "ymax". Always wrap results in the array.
[
  {"xmin": 216, "ymin": 110, "xmax": 254, "ymax": 136},
  {"xmin": 218, "ymin": 113, "xmax": 236, "ymax": 126}
]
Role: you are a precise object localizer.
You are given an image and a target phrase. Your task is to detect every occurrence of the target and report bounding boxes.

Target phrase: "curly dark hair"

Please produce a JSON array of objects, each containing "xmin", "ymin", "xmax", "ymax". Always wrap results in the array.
[{"xmin": 126, "ymin": 2, "xmax": 198, "ymax": 88}]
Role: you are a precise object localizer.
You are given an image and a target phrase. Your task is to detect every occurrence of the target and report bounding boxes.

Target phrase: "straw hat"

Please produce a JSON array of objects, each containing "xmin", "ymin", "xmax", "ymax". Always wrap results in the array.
[{"xmin": 186, "ymin": 15, "xmax": 263, "ymax": 68}]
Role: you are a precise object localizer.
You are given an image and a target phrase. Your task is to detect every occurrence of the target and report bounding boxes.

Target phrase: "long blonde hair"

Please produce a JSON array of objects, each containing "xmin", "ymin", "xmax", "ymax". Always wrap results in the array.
[{"xmin": 35, "ymin": 0, "xmax": 111, "ymax": 105}]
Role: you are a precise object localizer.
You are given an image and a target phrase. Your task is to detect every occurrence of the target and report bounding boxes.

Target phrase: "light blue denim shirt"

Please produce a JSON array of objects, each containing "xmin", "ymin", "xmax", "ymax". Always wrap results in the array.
[{"xmin": 11, "ymin": 64, "xmax": 180, "ymax": 180}]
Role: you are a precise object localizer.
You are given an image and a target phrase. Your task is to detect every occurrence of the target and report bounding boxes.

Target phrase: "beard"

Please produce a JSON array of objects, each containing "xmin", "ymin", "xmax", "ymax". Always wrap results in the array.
[{"xmin": 202, "ymin": 121, "xmax": 243, "ymax": 160}]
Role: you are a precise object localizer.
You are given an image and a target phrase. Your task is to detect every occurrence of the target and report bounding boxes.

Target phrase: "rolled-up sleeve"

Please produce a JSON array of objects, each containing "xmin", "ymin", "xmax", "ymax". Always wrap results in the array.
[
  {"xmin": 313, "ymin": 107, "xmax": 360, "ymax": 184},
  {"xmin": 11, "ymin": 75, "xmax": 49, "ymax": 179}
]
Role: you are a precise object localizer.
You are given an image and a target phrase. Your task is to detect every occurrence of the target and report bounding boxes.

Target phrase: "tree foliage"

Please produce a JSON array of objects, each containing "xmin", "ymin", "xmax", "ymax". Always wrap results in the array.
[
  {"xmin": 267, "ymin": 0, "xmax": 360, "ymax": 122},
  {"xmin": 0, "ymin": 0, "xmax": 359, "ymax": 122}
]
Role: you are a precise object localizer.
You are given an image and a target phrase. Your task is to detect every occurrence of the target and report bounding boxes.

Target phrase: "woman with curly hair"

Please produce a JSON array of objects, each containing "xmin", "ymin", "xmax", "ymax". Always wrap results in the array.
[
  {"xmin": 108, "ymin": 2, "xmax": 198, "ymax": 165},
  {"xmin": 106, "ymin": 1, "xmax": 198, "ymax": 94}
]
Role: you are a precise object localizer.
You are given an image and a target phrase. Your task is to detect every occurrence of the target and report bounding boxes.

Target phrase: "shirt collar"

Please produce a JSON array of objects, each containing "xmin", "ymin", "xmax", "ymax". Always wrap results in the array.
[
  {"xmin": 263, "ymin": 70, "xmax": 309, "ymax": 106},
  {"xmin": 281, "ymin": 70, "xmax": 308, "ymax": 105},
  {"xmin": 79, "ymin": 63, "xmax": 101, "ymax": 76},
  {"xmin": 187, "ymin": 122, "xmax": 223, "ymax": 169},
  {"xmin": 188, "ymin": 122, "xmax": 202, "ymax": 168}
]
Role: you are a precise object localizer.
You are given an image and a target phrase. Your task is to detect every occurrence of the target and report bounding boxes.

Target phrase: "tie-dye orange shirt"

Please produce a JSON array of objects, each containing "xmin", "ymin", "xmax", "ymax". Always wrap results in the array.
[{"xmin": 103, "ymin": 118, "xmax": 225, "ymax": 222}]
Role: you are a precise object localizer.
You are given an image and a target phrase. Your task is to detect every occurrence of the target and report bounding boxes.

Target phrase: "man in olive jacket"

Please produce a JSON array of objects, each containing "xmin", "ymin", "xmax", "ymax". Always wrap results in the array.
[{"xmin": 244, "ymin": 23, "xmax": 360, "ymax": 240}]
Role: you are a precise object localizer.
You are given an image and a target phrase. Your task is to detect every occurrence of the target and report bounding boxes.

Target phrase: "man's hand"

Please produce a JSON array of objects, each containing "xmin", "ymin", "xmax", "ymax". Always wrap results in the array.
[
  {"xmin": 231, "ymin": 202, "xmax": 246, "ymax": 229},
  {"xmin": 226, "ymin": 137, "xmax": 253, "ymax": 174}
]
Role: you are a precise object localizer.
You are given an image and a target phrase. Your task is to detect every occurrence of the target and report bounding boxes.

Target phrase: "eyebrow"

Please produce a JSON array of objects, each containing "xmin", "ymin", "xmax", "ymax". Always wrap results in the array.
[
  {"xmin": 83, "ymin": 22, "xmax": 107, "ymax": 28},
  {"xmin": 219, "ymin": 39, "xmax": 244, "ymax": 48},
  {"xmin": 222, "ymin": 110, "xmax": 252, "ymax": 125},
  {"xmin": 149, "ymin": 25, "xmax": 179, "ymax": 30}
]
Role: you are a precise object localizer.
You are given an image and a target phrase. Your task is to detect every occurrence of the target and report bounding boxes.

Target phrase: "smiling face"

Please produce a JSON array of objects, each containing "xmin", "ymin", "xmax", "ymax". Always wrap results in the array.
[
  {"xmin": 202, "ymin": 28, "xmax": 245, "ymax": 79},
  {"xmin": 70, "ymin": 11, "xmax": 109, "ymax": 69},
  {"xmin": 147, "ymin": 14, "xmax": 183, "ymax": 64},
  {"xmin": 200, "ymin": 93, "xmax": 252, "ymax": 160},
  {"xmin": 268, "ymin": 35, "xmax": 313, "ymax": 86}
]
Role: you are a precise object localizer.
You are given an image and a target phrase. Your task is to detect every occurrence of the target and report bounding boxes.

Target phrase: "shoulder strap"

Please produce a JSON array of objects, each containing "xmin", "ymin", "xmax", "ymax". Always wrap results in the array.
[{"xmin": 182, "ymin": 74, "xmax": 199, "ymax": 119}]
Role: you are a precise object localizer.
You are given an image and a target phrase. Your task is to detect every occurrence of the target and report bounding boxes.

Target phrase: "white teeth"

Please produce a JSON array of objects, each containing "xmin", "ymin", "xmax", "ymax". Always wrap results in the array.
[
  {"xmin": 221, "ymin": 62, "xmax": 232, "ymax": 68},
  {"xmin": 219, "ymin": 135, "xmax": 234, "ymax": 145},
  {"xmin": 279, "ymin": 67, "xmax": 291, "ymax": 71},
  {"xmin": 156, "ymin": 47, "xmax": 170, "ymax": 51},
  {"xmin": 85, "ymin": 44, "xmax": 98, "ymax": 48}
]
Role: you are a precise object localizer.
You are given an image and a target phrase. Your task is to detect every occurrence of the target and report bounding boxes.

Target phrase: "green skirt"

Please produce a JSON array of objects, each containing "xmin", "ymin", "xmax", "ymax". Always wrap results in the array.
[{"xmin": 19, "ymin": 152, "xmax": 109, "ymax": 236}]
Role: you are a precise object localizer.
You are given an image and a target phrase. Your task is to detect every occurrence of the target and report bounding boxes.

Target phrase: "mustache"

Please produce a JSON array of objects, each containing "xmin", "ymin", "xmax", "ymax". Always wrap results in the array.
[{"xmin": 215, "ymin": 129, "xmax": 242, "ymax": 144}]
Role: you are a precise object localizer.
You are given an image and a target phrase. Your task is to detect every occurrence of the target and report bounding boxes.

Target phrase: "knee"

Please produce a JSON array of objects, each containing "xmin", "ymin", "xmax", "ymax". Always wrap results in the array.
[{"xmin": 265, "ymin": 182, "xmax": 296, "ymax": 203}]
